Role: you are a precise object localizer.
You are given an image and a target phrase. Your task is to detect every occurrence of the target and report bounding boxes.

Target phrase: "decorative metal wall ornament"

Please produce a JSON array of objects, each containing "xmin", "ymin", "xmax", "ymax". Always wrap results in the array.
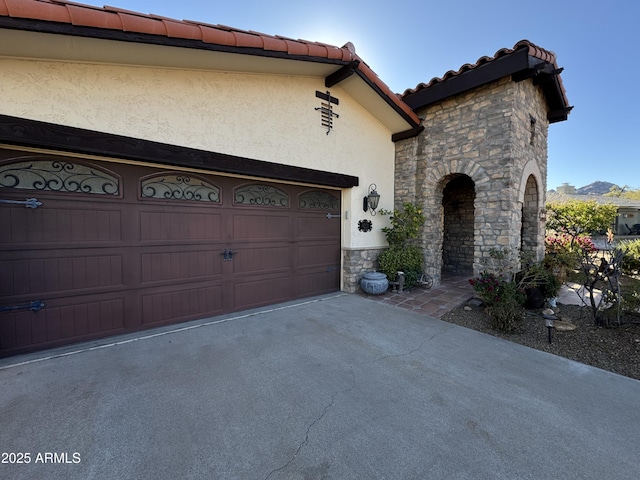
[
  {"xmin": 234, "ymin": 184, "xmax": 289, "ymax": 207},
  {"xmin": 315, "ymin": 90, "xmax": 339, "ymax": 135},
  {"xmin": 358, "ymin": 219, "xmax": 373, "ymax": 232},
  {"xmin": 299, "ymin": 190, "xmax": 339, "ymax": 210},
  {"xmin": 0, "ymin": 159, "xmax": 119, "ymax": 195},
  {"xmin": 141, "ymin": 174, "xmax": 220, "ymax": 202}
]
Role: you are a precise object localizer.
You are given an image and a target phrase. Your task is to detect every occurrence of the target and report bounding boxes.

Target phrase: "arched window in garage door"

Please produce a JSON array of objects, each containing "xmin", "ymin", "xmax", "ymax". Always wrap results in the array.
[
  {"xmin": 140, "ymin": 172, "xmax": 220, "ymax": 203},
  {"xmin": 0, "ymin": 157, "xmax": 120, "ymax": 196},
  {"xmin": 298, "ymin": 190, "xmax": 339, "ymax": 210},
  {"xmin": 234, "ymin": 184, "xmax": 289, "ymax": 207}
]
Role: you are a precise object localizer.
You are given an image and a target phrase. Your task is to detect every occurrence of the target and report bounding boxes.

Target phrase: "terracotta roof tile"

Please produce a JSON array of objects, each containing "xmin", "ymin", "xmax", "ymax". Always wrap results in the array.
[
  {"xmin": 232, "ymin": 30, "xmax": 263, "ymax": 49},
  {"xmin": 278, "ymin": 38, "xmax": 307, "ymax": 56},
  {"xmin": 402, "ymin": 39, "xmax": 563, "ymax": 97},
  {"xmin": 117, "ymin": 12, "xmax": 168, "ymax": 35},
  {"xmin": 155, "ymin": 17, "xmax": 202, "ymax": 40},
  {"xmin": 0, "ymin": 0, "xmax": 420, "ymax": 127},
  {"xmin": 3, "ymin": 0, "xmax": 71, "ymax": 23},
  {"xmin": 67, "ymin": 4, "xmax": 122, "ymax": 30},
  {"xmin": 194, "ymin": 23, "xmax": 236, "ymax": 46},
  {"xmin": 306, "ymin": 42, "xmax": 329, "ymax": 58},
  {"xmin": 258, "ymin": 34, "xmax": 289, "ymax": 52}
]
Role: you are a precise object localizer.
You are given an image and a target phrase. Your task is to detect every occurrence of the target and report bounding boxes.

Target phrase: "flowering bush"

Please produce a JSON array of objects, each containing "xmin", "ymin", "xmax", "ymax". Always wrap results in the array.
[
  {"xmin": 469, "ymin": 272, "xmax": 525, "ymax": 306},
  {"xmin": 469, "ymin": 272, "xmax": 525, "ymax": 332},
  {"xmin": 545, "ymin": 234, "xmax": 595, "ymax": 275}
]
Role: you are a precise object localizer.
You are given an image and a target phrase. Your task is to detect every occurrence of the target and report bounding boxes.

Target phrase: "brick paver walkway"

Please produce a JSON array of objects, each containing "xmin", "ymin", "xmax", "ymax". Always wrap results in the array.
[{"xmin": 362, "ymin": 273, "xmax": 474, "ymax": 318}]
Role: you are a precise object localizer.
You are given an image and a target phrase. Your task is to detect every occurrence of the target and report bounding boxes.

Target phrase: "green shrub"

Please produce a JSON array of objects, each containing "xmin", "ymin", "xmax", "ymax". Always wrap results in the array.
[
  {"xmin": 378, "ymin": 203, "xmax": 425, "ymax": 247},
  {"xmin": 378, "ymin": 245, "xmax": 424, "ymax": 287},
  {"xmin": 619, "ymin": 239, "xmax": 640, "ymax": 276},
  {"xmin": 486, "ymin": 296, "xmax": 524, "ymax": 333},
  {"xmin": 469, "ymin": 272, "xmax": 525, "ymax": 332}
]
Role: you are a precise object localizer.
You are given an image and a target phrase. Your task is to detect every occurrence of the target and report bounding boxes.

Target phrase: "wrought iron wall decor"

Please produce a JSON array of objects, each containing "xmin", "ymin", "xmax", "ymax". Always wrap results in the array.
[
  {"xmin": 141, "ymin": 174, "xmax": 220, "ymax": 202},
  {"xmin": 234, "ymin": 184, "xmax": 289, "ymax": 207},
  {"xmin": 315, "ymin": 90, "xmax": 339, "ymax": 135},
  {"xmin": 299, "ymin": 190, "xmax": 339, "ymax": 210},
  {"xmin": 358, "ymin": 219, "xmax": 373, "ymax": 232},
  {"xmin": 0, "ymin": 159, "xmax": 119, "ymax": 195}
]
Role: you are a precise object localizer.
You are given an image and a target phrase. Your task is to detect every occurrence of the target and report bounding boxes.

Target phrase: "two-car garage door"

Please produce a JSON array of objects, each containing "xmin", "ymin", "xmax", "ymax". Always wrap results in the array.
[{"xmin": 0, "ymin": 149, "xmax": 341, "ymax": 356}]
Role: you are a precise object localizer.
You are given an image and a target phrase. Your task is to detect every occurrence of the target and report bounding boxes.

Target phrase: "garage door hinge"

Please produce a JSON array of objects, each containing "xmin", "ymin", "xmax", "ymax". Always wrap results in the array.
[
  {"xmin": 0, "ymin": 197, "xmax": 43, "ymax": 208},
  {"xmin": 0, "ymin": 300, "xmax": 46, "ymax": 313}
]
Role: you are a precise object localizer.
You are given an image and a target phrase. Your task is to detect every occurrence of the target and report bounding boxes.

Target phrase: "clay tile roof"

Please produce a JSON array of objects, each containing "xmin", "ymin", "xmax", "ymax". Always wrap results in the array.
[
  {"xmin": 0, "ymin": 0, "xmax": 420, "ymax": 127},
  {"xmin": 403, "ymin": 40, "xmax": 561, "ymax": 96},
  {"xmin": 401, "ymin": 39, "xmax": 570, "ymax": 122}
]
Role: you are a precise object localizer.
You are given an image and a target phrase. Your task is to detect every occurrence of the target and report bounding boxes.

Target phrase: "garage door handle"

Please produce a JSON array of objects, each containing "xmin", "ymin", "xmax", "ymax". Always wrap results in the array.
[
  {"xmin": 0, "ymin": 197, "xmax": 43, "ymax": 209},
  {"xmin": 0, "ymin": 300, "xmax": 45, "ymax": 313},
  {"xmin": 221, "ymin": 249, "xmax": 236, "ymax": 261}
]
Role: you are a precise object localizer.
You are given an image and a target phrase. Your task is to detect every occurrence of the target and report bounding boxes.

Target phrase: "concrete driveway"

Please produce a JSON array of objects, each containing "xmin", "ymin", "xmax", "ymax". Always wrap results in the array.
[{"xmin": 1, "ymin": 293, "xmax": 639, "ymax": 480}]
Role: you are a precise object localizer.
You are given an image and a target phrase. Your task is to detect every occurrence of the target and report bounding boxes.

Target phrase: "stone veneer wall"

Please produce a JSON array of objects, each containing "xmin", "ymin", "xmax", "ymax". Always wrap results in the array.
[
  {"xmin": 343, "ymin": 247, "xmax": 386, "ymax": 293},
  {"xmin": 395, "ymin": 77, "xmax": 549, "ymax": 285}
]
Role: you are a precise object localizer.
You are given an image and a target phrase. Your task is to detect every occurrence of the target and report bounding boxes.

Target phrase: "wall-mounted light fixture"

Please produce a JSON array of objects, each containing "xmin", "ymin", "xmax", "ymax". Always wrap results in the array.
[
  {"xmin": 363, "ymin": 184, "xmax": 380, "ymax": 215},
  {"xmin": 539, "ymin": 208, "xmax": 547, "ymax": 222}
]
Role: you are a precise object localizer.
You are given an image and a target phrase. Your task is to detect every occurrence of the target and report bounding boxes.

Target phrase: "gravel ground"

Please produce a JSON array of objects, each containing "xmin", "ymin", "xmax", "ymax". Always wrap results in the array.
[{"xmin": 441, "ymin": 302, "xmax": 640, "ymax": 381}]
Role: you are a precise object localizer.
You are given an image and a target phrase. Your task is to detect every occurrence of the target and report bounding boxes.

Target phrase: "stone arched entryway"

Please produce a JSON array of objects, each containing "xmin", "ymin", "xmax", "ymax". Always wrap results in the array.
[
  {"xmin": 442, "ymin": 174, "xmax": 475, "ymax": 275},
  {"xmin": 521, "ymin": 174, "xmax": 540, "ymax": 256}
]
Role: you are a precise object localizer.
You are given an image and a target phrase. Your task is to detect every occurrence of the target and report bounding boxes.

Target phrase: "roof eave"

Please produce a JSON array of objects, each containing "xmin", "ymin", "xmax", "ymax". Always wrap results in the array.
[
  {"xmin": 402, "ymin": 46, "xmax": 572, "ymax": 123},
  {"xmin": 0, "ymin": 15, "xmax": 419, "ymax": 133}
]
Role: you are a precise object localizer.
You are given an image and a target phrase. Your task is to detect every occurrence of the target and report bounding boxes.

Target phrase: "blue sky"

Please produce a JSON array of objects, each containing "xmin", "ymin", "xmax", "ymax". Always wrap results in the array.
[{"xmin": 76, "ymin": 0, "xmax": 638, "ymax": 191}]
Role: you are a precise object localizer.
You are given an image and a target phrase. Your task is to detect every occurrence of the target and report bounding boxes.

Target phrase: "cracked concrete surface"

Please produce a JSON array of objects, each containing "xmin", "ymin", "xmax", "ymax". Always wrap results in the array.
[{"xmin": 1, "ymin": 294, "xmax": 639, "ymax": 480}]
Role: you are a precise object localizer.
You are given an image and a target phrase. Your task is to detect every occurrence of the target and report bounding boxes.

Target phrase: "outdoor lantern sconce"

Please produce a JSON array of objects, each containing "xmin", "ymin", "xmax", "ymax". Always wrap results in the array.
[
  {"xmin": 539, "ymin": 208, "xmax": 547, "ymax": 222},
  {"xmin": 363, "ymin": 184, "xmax": 380, "ymax": 215}
]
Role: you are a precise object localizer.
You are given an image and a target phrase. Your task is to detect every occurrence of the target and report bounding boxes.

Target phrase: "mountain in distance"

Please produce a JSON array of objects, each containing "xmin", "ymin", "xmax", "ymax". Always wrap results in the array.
[
  {"xmin": 552, "ymin": 181, "xmax": 618, "ymax": 195},
  {"xmin": 575, "ymin": 181, "xmax": 617, "ymax": 195}
]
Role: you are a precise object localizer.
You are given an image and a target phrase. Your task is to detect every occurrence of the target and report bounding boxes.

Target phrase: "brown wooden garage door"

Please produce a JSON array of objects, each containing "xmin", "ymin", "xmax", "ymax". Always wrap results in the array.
[{"xmin": 0, "ymin": 150, "xmax": 341, "ymax": 356}]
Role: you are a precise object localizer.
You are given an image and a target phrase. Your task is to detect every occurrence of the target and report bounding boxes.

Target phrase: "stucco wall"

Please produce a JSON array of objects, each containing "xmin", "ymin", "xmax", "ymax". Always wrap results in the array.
[{"xmin": 0, "ymin": 58, "xmax": 396, "ymax": 251}]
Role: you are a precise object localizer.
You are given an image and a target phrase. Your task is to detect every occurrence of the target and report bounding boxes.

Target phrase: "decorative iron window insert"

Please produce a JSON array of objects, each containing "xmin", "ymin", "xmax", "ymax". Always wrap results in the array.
[
  {"xmin": 0, "ymin": 158, "xmax": 119, "ymax": 195},
  {"xmin": 299, "ymin": 190, "xmax": 339, "ymax": 210},
  {"xmin": 234, "ymin": 184, "xmax": 289, "ymax": 207},
  {"xmin": 141, "ymin": 174, "xmax": 220, "ymax": 202}
]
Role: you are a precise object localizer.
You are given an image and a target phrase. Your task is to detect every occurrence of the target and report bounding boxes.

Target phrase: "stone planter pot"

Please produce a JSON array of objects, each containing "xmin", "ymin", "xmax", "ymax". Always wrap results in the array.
[{"xmin": 360, "ymin": 271, "xmax": 389, "ymax": 295}]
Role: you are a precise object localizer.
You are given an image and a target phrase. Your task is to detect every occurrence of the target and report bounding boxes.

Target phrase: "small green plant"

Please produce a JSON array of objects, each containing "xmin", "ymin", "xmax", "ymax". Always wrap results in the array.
[
  {"xmin": 378, "ymin": 203, "xmax": 425, "ymax": 247},
  {"xmin": 619, "ymin": 239, "xmax": 640, "ymax": 277}
]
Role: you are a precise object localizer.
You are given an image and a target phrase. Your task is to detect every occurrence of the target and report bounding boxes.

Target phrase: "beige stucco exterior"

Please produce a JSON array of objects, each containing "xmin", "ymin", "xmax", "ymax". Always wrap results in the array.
[{"xmin": 0, "ymin": 57, "xmax": 396, "ymax": 252}]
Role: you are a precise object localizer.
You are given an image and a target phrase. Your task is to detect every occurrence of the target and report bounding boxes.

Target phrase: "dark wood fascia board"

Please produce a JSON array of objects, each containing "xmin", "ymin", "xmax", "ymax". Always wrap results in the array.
[
  {"xmin": 0, "ymin": 115, "xmax": 358, "ymax": 188},
  {"xmin": 353, "ymin": 69, "xmax": 420, "ymax": 129},
  {"xmin": 0, "ymin": 17, "xmax": 349, "ymax": 68},
  {"xmin": 325, "ymin": 60, "xmax": 361, "ymax": 88},
  {"xmin": 391, "ymin": 125, "xmax": 425, "ymax": 143},
  {"xmin": 548, "ymin": 106, "xmax": 574, "ymax": 124},
  {"xmin": 402, "ymin": 49, "xmax": 531, "ymax": 110}
]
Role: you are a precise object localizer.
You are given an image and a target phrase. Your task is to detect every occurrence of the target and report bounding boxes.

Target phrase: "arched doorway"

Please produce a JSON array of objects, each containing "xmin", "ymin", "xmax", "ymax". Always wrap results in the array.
[
  {"xmin": 521, "ymin": 174, "xmax": 539, "ymax": 257},
  {"xmin": 442, "ymin": 175, "xmax": 475, "ymax": 275}
]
